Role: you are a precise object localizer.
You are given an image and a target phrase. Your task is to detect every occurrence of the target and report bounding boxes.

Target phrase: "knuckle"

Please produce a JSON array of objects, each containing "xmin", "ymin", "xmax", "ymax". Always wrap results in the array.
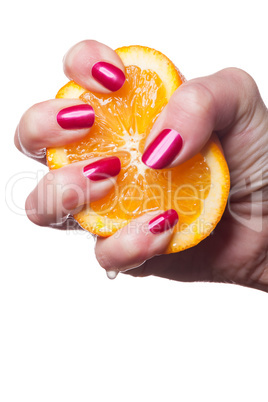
[
  {"xmin": 220, "ymin": 67, "xmax": 263, "ymax": 120},
  {"xmin": 221, "ymin": 67, "xmax": 260, "ymax": 100},
  {"xmin": 171, "ymin": 81, "xmax": 215, "ymax": 121}
]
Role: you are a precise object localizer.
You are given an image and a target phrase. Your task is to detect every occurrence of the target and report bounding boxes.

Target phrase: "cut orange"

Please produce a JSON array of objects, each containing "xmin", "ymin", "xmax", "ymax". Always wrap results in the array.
[{"xmin": 47, "ymin": 45, "xmax": 230, "ymax": 253}]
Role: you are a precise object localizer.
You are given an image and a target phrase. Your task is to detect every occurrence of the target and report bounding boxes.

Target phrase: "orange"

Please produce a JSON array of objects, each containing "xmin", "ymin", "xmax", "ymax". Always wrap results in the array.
[{"xmin": 47, "ymin": 45, "xmax": 230, "ymax": 253}]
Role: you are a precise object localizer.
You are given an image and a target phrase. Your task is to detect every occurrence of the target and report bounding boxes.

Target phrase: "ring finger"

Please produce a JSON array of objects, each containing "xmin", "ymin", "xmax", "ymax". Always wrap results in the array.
[{"xmin": 25, "ymin": 156, "xmax": 121, "ymax": 227}]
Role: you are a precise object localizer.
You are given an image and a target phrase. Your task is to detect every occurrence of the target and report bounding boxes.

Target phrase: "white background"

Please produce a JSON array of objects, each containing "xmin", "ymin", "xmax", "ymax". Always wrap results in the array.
[{"xmin": 1, "ymin": 0, "xmax": 268, "ymax": 401}]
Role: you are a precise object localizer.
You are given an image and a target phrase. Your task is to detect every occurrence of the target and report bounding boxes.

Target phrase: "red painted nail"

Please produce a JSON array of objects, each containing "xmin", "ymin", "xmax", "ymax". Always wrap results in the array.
[
  {"xmin": 148, "ymin": 209, "xmax": 179, "ymax": 234},
  {"xmin": 83, "ymin": 156, "xmax": 121, "ymax": 181},
  {"xmin": 142, "ymin": 129, "xmax": 183, "ymax": 169},
  {"xmin": 57, "ymin": 104, "xmax": 95, "ymax": 129},
  {"xmin": 92, "ymin": 62, "xmax": 125, "ymax": 91}
]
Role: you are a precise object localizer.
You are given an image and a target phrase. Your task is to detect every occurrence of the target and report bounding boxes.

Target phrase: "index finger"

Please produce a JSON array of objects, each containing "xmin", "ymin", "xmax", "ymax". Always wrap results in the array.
[
  {"xmin": 63, "ymin": 40, "xmax": 126, "ymax": 93},
  {"xmin": 95, "ymin": 209, "xmax": 179, "ymax": 277},
  {"xmin": 142, "ymin": 68, "xmax": 266, "ymax": 170}
]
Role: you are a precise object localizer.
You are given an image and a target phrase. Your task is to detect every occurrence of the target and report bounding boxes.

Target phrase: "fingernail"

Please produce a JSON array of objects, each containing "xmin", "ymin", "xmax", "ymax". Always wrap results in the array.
[
  {"xmin": 148, "ymin": 209, "xmax": 179, "ymax": 234},
  {"xmin": 142, "ymin": 128, "xmax": 183, "ymax": 169},
  {"xmin": 92, "ymin": 62, "xmax": 125, "ymax": 91},
  {"xmin": 57, "ymin": 104, "xmax": 95, "ymax": 129},
  {"xmin": 83, "ymin": 156, "xmax": 121, "ymax": 181}
]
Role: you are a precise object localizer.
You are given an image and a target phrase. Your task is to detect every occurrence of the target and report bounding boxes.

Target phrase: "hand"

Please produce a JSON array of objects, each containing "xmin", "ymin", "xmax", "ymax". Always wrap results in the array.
[
  {"xmin": 14, "ymin": 40, "xmax": 125, "ymax": 229},
  {"xmin": 15, "ymin": 40, "xmax": 268, "ymax": 292},
  {"xmin": 95, "ymin": 54, "xmax": 268, "ymax": 291}
]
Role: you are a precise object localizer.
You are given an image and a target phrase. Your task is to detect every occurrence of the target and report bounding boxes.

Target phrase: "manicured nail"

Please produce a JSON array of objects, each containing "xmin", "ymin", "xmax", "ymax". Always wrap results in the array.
[
  {"xmin": 148, "ymin": 209, "xmax": 179, "ymax": 234},
  {"xmin": 83, "ymin": 156, "xmax": 121, "ymax": 181},
  {"xmin": 57, "ymin": 104, "xmax": 95, "ymax": 129},
  {"xmin": 92, "ymin": 62, "xmax": 125, "ymax": 91},
  {"xmin": 142, "ymin": 128, "xmax": 183, "ymax": 169}
]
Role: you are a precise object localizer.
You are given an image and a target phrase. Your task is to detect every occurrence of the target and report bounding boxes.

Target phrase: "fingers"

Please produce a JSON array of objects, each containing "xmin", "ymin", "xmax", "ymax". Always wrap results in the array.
[
  {"xmin": 15, "ymin": 40, "xmax": 126, "ymax": 162},
  {"xmin": 25, "ymin": 156, "xmax": 121, "ymax": 227},
  {"xmin": 95, "ymin": 209, "xmax": 178, "ymax": 276},
  {"xmin": 63, "ymin": 40, "xmax": 125, "ymax": 93},
  {"xmin": 14, "ymin": 99, "xmax": 95, "ymax": 161},
  {"xmin": 142, "ymin": 68, "xmax": 266, "ymax": 169}
]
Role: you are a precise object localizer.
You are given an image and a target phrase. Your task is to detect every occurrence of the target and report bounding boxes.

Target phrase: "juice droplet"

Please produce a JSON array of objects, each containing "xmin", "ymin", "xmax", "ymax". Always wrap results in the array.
[{"xmin": 106, "ymin": 270, "xmax": 119, "ymax": 280}]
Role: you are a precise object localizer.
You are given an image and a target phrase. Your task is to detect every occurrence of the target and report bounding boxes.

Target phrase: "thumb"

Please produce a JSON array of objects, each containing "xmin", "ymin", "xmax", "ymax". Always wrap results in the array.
[{"xmin": 141, "ymin": 68, "xmax": 262, "ymax": 169}]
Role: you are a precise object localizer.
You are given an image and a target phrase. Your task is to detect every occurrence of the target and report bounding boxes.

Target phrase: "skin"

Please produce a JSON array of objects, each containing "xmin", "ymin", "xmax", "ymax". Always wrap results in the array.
[{"xmin": 14, "ymin": 40, "xmax": 268, "ymax": 292}]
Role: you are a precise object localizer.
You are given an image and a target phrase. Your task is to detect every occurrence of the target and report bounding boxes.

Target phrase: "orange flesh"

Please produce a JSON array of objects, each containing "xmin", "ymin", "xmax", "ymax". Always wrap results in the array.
[{"xmin": 62, "ymin": 65, "xmax": 211, "ymax": 230}]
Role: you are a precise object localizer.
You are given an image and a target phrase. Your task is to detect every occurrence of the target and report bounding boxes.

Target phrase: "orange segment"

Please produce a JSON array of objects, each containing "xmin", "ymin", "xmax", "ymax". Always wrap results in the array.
[{"xmin": 46, "ymin": 45, "xmax": 230, "ymax": 253}]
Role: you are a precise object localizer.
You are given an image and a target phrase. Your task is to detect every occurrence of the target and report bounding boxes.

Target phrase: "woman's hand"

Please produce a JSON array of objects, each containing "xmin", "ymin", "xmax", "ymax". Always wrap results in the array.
[
  {"xmin": 15, "ymin": 40, "xmax": 268, "ymax": 292},
  {"xmin": 14, "ymin": 40, "xmax": 125, "ymax": 229},
  {"xmin": 109, "ymin": 68, "xmax": 268, "ymax": 292}
]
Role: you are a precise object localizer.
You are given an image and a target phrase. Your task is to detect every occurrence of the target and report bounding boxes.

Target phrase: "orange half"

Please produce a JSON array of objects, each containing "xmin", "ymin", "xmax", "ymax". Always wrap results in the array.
[{"xmin": 47, "ymin": 45, "xmax": 230, "ymax": 253}]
